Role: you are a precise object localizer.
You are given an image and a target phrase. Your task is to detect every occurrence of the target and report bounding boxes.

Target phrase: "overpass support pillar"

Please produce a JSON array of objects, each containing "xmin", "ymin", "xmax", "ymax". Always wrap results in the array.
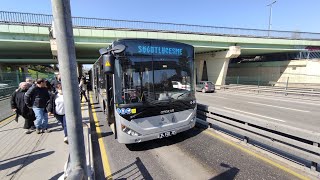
[
  {"xmin": 195, "ymin": 59, "xmax": 204, "ymax": 83},
  {"xmin": 195, "ymin": 46, "xmax": 241, "ymax": 89}
]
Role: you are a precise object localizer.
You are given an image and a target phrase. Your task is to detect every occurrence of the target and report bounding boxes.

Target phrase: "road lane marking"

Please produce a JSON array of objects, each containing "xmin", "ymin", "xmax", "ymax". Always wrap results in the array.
[
  {"xmin": 247, "ymin": 102, "xmax": 310, "ymax": 113},
  {"xmin": 203, "ymin": 130, "xmax": 310, "ymax": 180},
  {"xmin": 197, "ymin": 93, "xmax": 229, "ymax": 99},
  {"xmin": 223, "ymin": 107, "xmax": 286, "ymax": 122},
  {"xmin": 89, "ymin": 94, "xmax": 113, "ymax": 180},
  {"xmin": 217, "ymin": 91, "xmax": 320, "ymax": 106}
]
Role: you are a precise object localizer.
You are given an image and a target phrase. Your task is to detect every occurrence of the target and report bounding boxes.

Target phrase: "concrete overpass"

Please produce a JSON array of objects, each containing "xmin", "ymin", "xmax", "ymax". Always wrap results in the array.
[{"xmin": 1, "ymin": 11, "xmax": 320, "ymax": 86}]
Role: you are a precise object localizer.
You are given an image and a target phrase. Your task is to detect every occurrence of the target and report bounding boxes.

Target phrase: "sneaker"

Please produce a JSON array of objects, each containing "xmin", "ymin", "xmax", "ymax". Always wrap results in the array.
[
  {"xmin": 64, "ymin": 137, "xmax": 68, "ymax": 144},
  {"xmin": 44, "ymin": 129, "xmax": 50, "ymax": 133},
  {"xmin": 25, "ymin": 129, "xmax": 32, "ymax": 134},
  {"xmin": 36, "ymin": 129, "xmax": 41, "ymax": 134},
  {"xmin": 40, "ymin": 129, "xmax": 45, "ymax": 133}
]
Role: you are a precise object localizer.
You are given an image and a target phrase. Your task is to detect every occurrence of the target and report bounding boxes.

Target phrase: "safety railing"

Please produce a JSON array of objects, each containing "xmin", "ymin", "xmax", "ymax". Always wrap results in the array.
[
  {"xmin": 196, "ymin": 103, "xmax": 320, "ymax": 172},
  {"xmin": 1, "ymin": 11, "xmax": 320, "ymax": 40},
  {"xmin": 0, "ymin": 86, "xmax": 17, "ymax": 98},
  {"xmin": 221, "ymin": 84, "xmax": 320, "ymax": 97},
  {"xmin": 0, "ymin": 96, "xmax": 14, "ymax": 122}
]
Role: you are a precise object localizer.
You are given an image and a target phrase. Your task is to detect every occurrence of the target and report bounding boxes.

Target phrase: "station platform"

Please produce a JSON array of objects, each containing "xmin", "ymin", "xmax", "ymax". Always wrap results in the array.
[{"xmin": 0, "ymin": 102, "xmax": 92, "ymax": 180}]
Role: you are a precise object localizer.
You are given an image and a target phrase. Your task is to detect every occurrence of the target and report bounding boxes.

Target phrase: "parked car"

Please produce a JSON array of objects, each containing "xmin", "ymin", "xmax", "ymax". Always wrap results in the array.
[{"xmin": 196, "ymin": 81, "xmax": 215, "ymax": 93}]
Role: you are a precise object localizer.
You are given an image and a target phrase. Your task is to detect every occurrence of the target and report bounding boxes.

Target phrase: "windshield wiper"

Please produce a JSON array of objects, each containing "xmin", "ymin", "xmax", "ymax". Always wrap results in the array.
[{"xmin": 175, "ymin": 91, "xmax": 191, "ymax": 99}]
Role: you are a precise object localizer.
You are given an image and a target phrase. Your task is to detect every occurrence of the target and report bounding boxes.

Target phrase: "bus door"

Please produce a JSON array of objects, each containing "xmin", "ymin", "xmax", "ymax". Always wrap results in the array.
[{"xmin": 105, "ymin": 74, "xmax": 115, "ymax": 125}]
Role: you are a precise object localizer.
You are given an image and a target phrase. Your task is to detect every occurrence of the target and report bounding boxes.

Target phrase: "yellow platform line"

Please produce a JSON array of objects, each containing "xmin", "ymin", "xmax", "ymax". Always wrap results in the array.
[
  {"xmin": 89, "ymin": 94, "xmax": 113, "ymax": 180},
  {"xmin": 0, "ymin": 114, "xmax": 15, "ymax": 125},
  {"xmin": 203, "ymin": 129, "xmax": 310, "ymax": 180}
]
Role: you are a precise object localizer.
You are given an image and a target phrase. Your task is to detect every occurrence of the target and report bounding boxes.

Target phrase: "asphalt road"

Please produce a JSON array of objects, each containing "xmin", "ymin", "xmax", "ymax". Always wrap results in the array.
[
  {"xmin": 89, "ymin": 97, "xmax": 313, "ymax": 180},
  {"xmin": 196, "ymin": 91, "xmax": 320, "ymax": 132}
]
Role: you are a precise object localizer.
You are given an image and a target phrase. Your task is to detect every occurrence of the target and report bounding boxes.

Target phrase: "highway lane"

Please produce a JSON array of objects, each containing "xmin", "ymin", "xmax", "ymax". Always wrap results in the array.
[
  {"xmin": 196, "ymin": 91, "xmax": 320, "ymax": 132},
  {"xmin": 88, "ymin": 97, "xmax": 312, "ymax": 180}
]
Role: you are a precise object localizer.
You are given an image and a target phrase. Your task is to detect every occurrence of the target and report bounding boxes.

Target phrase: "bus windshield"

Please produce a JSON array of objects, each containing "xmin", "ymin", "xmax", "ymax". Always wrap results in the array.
[{"xmin": 114, "ymin": 56, "xmax": 194, "ymax": 104}]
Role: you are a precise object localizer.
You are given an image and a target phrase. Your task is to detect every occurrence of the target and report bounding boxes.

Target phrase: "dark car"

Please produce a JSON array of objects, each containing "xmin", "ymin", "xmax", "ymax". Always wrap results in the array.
[{"xmin": 196, "ymin": 81, "xmax": 215, "ymax": 93}]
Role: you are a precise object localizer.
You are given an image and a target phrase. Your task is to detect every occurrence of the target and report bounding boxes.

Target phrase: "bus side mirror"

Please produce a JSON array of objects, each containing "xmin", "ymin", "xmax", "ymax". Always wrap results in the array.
[{"xmin": 102, "ymin": 54, "xmax": 115, "ymax": 74}]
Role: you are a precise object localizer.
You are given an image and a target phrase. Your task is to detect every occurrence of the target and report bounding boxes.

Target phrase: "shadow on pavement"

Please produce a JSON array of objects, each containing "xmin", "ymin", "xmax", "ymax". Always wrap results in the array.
[
  {"xmin": 0, "ymin": 149, "xmax": 45, "ymax": 163},
  {"xmin": 107, "ymin": 157, "xmax": 153, "ymax": 180},
  {"xmin": 209, "ymin": 163, "xmax": 240, "ymax": 180},
  {"xmin": 49, "ymin": 172, "xmax": 64, "ymax": 180},
  {"xmin": 0, "ymin": 151, "xmax": 54, "ymax": 176},
  {"xmin": 100, "ymin": 131, "xmax": 113, "ymax": 138},
  {"xmin": 0, "ymin": 127, "xmax": 22, "ymax": 133}
]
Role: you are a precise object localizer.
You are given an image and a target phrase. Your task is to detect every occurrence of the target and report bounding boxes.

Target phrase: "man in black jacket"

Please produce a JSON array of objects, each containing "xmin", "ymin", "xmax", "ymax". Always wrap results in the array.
[
  {"xmin": 11, "ymin": 82, "xmax": 36, "ymax": 134},
  {"xmin": 24, "ymin": 78, "xmax": 50, "ymax": 134}
]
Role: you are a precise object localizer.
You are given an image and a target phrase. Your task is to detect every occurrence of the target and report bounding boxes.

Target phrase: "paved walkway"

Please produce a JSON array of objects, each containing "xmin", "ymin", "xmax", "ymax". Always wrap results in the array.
[{"xmin": 0, "ymin": 102, "xmax": 91, "ymax": 180}]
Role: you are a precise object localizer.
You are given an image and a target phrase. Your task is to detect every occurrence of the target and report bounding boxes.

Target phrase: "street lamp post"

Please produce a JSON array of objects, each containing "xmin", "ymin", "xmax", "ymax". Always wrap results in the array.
[{"xmin": 267, "ymin": 0, "xmax": 277, "ymax": 37}]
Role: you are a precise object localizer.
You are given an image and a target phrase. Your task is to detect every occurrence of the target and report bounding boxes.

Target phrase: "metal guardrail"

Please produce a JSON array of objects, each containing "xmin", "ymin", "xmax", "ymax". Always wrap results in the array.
[
  {"xmin": 196, "ymin": 103, "xmax": 320, "ymax": 171},
  {"xmin": 1, "ymin": 11, "xmax": 320, "ymax": 40},
  {"xmin": 221, "ymin": 84, "xmax": 320, "ymax": 97},
  {"xmin": 0, "ymin": 97, "xmax": 14, "ymax": 122},
  {"xmin": 0, "ymin": 86, "xmax": 17, "ymax": 98}
]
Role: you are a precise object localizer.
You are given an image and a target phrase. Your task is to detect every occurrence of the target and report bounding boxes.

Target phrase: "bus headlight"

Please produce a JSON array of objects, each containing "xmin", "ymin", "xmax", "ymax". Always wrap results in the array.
[
  {"xmin": 121, "ymin": 125, "xmax": 141, "ymax": 136},
  {"xmin": 190, "ymin": 115, "xmax": 196, "ymax": 123}
]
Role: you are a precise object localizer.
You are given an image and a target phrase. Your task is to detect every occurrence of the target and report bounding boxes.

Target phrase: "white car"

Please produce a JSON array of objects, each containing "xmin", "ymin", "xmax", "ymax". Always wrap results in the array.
[{"xmin": 172, "ymin": 81, "xmax": 190, "ymax": 90}]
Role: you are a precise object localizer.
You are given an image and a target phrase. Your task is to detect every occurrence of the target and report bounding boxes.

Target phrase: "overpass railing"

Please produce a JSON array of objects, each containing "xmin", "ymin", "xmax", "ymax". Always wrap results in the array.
[
  {"xmin": 196, "ymin": 103, "xmax": 320, "ymax": 172},
  {"xmin": 1, "ymin": 11, "xmax": 320, "ymax": 40}
]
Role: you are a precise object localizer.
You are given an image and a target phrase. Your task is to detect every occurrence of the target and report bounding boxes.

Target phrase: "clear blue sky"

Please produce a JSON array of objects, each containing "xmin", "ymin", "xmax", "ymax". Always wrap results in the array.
[{"xmin": 1, "ymin": 0, "xmax": 319, "ymax": 32}]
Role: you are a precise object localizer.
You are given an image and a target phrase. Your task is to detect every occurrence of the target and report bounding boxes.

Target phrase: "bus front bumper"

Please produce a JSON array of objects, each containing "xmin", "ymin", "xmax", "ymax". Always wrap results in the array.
[{"xmin": 118, "ymin": 121, "xmax": 196, "ymax": 144}]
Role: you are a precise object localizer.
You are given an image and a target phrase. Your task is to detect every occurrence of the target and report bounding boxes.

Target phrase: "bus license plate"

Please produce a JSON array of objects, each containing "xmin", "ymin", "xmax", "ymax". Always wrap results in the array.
[{"xmin": 158, "ymin": 131, "xmax": 176, "ymax": 139}]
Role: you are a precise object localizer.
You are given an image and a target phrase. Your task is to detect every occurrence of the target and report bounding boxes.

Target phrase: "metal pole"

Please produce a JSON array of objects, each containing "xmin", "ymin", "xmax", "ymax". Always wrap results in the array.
[
  {"xmin": 285, "ymin": 77, "xmax": 289, "ymax": 96},
  {"xmin": 267, "ymin": 1, "xmax": 276, "ymax": 37},
  {"xmin": 51, "ymin": 0, "xmax": 87, "ymax": 179},
  {"xmin": 16, "ymin": 70, "xmax": 20, "ymax": 86},
  {"xmin": 236, "ymin": 76, "xmax": 239, "ymax": 85}
]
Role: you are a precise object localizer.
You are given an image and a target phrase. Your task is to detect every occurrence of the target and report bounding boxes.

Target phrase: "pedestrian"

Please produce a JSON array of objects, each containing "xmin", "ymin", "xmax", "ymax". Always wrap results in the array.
[
  {"xmin": 51, "ymin": 74, "xmax": 61, "ymax": 93},
  {"xmin": 25, "ymin": 77, "xmax": 33, "ymax": 85},
  {"xmin": 24, "ymin": 78, "xmax": 51, "ymax": 134},
  {"xmin": 79, "ymin": 77, "xmax": 88, "ymax": 102},
  {"xmin": 11, "ymin": 82, "xmax": 36, "ymax": 134},
  {"xmin": 47, "ymin": 83, "xmax": 68, "ymax": 143},
  {"xmin": 45, "ymin": 79, "xmax": 53, "ymax": 92}
]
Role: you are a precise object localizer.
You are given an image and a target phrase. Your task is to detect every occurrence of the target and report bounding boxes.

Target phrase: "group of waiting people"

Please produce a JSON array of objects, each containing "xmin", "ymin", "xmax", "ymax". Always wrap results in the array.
[{"xmin": 10, "ymin": 74, "xmax": 89, "ymax": 143}]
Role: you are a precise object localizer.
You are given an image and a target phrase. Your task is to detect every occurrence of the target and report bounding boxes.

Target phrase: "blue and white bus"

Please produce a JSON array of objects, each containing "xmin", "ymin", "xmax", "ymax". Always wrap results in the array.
[{"xmin": 92, "ymin": 39, "xmax": 196, "ymax": 144}]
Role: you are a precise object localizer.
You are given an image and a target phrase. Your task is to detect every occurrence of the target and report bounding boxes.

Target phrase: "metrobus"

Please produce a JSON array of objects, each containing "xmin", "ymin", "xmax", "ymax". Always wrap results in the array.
[{"xmin": 91, "ymin": 39, "xmax": 196, "ymax": 144}]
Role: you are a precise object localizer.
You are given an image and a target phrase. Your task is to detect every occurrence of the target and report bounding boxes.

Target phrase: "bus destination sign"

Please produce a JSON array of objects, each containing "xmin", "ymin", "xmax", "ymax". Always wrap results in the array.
[{"xmin": 138, "ymin": 45, "xmax": 182, "ymax": 56}]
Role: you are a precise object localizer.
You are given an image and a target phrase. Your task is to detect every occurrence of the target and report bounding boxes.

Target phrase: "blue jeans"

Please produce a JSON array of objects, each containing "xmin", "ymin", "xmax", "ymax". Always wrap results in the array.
[
  {"xmin": 55, "ymin": 114, "xmax": 67, "ymax": 137},
  {"xmin": 33, "ymin": 107, "xmax": 48, "ymax": 129}
]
